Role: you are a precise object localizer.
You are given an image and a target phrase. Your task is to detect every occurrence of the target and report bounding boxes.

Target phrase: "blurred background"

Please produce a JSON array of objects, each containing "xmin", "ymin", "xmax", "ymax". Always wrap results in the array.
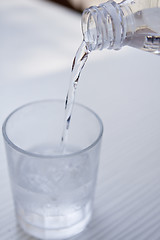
[
  {"xmin": 45, "ymin": 0, "xmax": 106, "ymax": 12},
  {"xmin": 1, "ymin": 1, "xmax": 160, "ymax": 240},
  {"xmin": 46, "ymin": 0, "xmax": 122, "ymax": 12}
]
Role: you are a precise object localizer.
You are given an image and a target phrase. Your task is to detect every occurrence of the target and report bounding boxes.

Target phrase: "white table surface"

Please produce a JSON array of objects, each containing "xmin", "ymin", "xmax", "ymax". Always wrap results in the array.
[{"xmin": 1, "ymin": 0, "xmax": 160, "ymax": 239}]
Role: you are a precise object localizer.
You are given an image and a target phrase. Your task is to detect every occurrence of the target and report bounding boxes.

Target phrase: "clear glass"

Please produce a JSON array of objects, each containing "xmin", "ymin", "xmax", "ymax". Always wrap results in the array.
[
  {"xmin": 2, "ymin": 100, "xmax": 103, "ymax": 240},
  {"xmin": 82, "ymin": 0, "xmax": 160, "ymax": 54}
]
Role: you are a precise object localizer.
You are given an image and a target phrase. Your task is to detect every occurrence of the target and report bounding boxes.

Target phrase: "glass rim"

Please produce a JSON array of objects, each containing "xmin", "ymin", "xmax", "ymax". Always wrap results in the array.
[{"xmin": 2, "ymin": 99, "xmax": 103, "ymax": 159}]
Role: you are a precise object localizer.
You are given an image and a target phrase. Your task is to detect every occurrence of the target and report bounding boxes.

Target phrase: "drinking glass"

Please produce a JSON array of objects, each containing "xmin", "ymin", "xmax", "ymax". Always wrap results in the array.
[{"xmin": 2, "ymin": 100, "xmax": 103, "ymax": 240}]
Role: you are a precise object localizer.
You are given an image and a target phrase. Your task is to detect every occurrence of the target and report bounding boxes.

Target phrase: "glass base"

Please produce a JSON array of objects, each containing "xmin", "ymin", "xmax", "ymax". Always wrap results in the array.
[{"xmin": 17, "ymin": 209, "xmax": 92, "ymax": 240}]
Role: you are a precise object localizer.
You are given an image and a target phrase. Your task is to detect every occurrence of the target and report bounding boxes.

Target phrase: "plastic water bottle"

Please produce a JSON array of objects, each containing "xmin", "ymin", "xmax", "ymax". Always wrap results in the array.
[{"xmin": 81, "ymin": 0, "xmax": 160, "ymax": 54}]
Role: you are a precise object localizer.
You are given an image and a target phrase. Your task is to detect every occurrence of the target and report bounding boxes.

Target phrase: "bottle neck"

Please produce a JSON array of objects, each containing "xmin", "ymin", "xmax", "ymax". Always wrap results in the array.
[{"xmin": 81, "ymin": 0, "xmax": 135, "ymax": 51}]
